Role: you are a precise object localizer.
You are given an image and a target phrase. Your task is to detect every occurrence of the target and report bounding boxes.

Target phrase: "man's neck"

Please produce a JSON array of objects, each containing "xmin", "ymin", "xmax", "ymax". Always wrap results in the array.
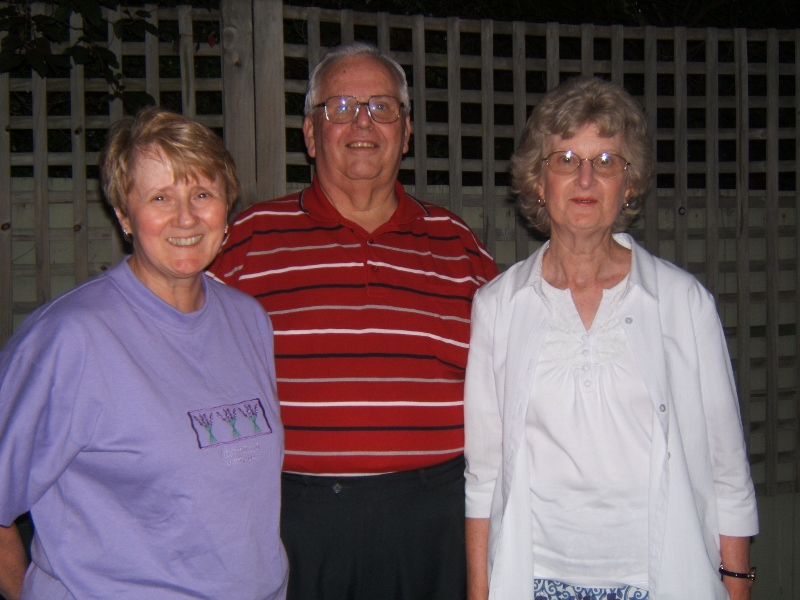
[{"xmin": 320, "ymin": 179, "xmax": 399, "ymax": 233}]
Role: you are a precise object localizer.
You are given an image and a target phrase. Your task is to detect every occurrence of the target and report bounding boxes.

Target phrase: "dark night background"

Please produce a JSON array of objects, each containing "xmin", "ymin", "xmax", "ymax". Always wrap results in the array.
[{"xmin": 285, "ymin": 0, "xmax": 800, "ymax": 29}]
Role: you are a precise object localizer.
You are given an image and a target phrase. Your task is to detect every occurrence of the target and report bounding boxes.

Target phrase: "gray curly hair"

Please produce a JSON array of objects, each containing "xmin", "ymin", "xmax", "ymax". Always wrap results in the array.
[{"xmin": 510, "ymin": 76, "xmax": 654, "ymax": 234}]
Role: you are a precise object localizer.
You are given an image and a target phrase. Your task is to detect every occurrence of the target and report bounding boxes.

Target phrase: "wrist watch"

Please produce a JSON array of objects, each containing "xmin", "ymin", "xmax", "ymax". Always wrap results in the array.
[{"xmin": 719, "ymin": 564, "xmax": 756, "ymax": 582}]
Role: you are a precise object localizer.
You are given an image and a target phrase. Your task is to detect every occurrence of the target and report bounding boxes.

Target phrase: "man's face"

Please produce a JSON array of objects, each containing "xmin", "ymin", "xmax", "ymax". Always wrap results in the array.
[{"xmin": 303, "ymin": 55, "xmax": 412, "ymax": 193}]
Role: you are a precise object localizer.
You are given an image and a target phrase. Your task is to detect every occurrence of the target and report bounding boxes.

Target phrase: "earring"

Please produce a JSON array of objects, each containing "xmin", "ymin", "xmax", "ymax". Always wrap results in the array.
[
  {"xmin": 622, "ymin": 201, "xmax": 630, "ymax": 211},
  {"xmin": 537, "ymin": 197, "xmax": 546, "ymax": 207},
  {"xmin": 224, "ymin": 224, "xmax": 229, "ymax": 235},
  {"xmin": 122, "ymin": 228, "xmax": 132, "ymax": 242}
]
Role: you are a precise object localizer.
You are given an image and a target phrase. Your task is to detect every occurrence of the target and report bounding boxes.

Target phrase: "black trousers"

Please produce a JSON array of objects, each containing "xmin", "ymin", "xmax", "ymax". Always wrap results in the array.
[{"xmin": 280, "ymin": 455, "xmax": 467, "ymax": 600}]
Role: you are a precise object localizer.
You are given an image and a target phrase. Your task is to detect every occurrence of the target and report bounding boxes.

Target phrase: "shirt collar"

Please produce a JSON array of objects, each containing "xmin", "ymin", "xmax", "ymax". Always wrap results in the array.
[{"xmin": 298, "ymin": 175, "xmax": 429, "ymax": 228}]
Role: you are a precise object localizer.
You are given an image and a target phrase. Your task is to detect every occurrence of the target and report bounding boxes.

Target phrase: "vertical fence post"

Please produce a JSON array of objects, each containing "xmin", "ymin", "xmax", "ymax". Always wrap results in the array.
[
  {"xmin": 674, "ymin": 27, "xmax": 688, "ymax": 269},
  {"xmin": 512, "ymin": 20, "xmax": 528, "ymax": 262},
  {"xmin": 447, "ymin": 17, "xmax": 463, "ymax": 218},
  {"xmin": 145, "ymin": 4, "xmax": 160, "ymax": 110},
  {"xmin": 546, "ymin": 22, "xmax": 559, "ymax": 90},
  {"xmin": 108, "ymin": 7, "xmax": 124, "ymax": 266},
  {"xmin": 735, "ymin": 27, "xmax": 753, "ymax": 465},
  {"xmin": 764, "ymin": 28, "xmax": 779, "ymax": 495},
  {"xmin": 31, "ymin": 3, "xmax": 50, "ymax": 307},
  {"xmin": 0, "ymin": 43, "xmax": 10, "ymax": 345},
  {"xmin": 179, "ymin": 5, "xmax": 196, "ymax": 118},
  {"xmin": 581, "ymin": 23, "xmax": 594, "ymax": 77},
  {"xmin": 221, "ymin": 0, "xmax": 257, "ymax": 209},
  {"xmin": 255, "ymin": 0, "xmax": 286, "ymax": 202},
  {"xmin": 795, "ymin": 29, "xmax": 800, "ymax": 495},
  {"xmin": 70, "ymin": 11, "xmax": 88, "ymax": 287},
  {"xmin": 480, "ymin": 19, "xmax": 495, "ymax": 255},
  {"xmin": 611, "ymin": 24, "xmax": 623, "ymax": 85},
  {"xmin": 643, "ymin": 26, "xmax": 659, "ymax": 255},
  {"xmin": 412, "ymin": 15, "xmax": 427, "ymax": 203},
  {"xmin": 705, "ymin": 27, "xmax": 720, "ymax": 299}
]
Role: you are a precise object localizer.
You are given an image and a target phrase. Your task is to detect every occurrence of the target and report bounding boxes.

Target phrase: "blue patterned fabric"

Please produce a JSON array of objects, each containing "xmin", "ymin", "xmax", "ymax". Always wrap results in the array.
[{"xmin": 534, "ymin": 579, "xmax": 649, "ymax": 600}]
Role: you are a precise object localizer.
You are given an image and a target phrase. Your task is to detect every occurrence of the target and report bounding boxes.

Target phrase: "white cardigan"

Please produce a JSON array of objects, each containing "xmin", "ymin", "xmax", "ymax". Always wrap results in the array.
[{"xmin": 464, "ymin": 234, "xmax": 759, "ymax": 600}]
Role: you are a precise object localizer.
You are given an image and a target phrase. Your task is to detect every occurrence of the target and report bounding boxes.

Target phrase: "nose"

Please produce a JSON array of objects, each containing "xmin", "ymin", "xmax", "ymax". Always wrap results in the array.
[
  {"xmin": 352, "ymin": 102, "xmax": 374, "ymax": 128},
  {"xmin": 576, "ymin": 158, "xmax": 597, "ymax": 187},
  {"xmin": 174, "ymin": 197, "xmax": 198, "ymax": 227}
]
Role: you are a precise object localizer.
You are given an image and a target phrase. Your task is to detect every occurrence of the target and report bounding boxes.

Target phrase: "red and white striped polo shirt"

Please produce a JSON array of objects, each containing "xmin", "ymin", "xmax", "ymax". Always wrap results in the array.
[{"xmin": 209, "ymin": 177, "xmax": 498, "ymax": 475}]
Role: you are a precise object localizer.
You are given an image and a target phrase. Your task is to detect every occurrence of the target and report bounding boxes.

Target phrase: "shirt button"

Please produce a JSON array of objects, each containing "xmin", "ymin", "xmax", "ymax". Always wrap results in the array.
[
  {"xmin": 659, "ymin": 404, "xmax": 666, "ymax": 412},
  {"xmin": 625, "ymin": 317, "xmax": 633, "ymax": 324},
  {"xmin": 367, "ymin": 239, "xmax": 374, "ymax": 244},
  {"xmin": 584, "ymin": 380, "xmax": 591, "ymax": 387},
  {"xmin": 581, "ymin": 334, "xmax": 589, "ymax": 342},
  {"xmin": 582, "ymin": 364, "xmax": 590, "ymax": 371},
  {"xmin": 582, "ymin": 349, "xmax": 589, "ymax": 356}
]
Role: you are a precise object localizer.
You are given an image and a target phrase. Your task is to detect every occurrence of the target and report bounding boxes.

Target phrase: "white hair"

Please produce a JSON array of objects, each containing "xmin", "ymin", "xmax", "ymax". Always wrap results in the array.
[{"xmin": 304, "ymin": 41, "xmax": 410, "ymax": 115}]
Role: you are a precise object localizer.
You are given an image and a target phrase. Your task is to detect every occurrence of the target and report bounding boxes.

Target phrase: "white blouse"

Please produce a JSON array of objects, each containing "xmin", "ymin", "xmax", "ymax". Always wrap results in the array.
[{"xmin": 526, "ymin": 274, "xmax": 653, "ymax": 589}]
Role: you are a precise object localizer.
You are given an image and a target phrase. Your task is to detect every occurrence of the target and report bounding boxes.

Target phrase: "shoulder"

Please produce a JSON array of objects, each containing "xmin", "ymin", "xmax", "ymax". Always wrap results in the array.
[
  {"xmin": 2, "ymin": 268, "xmax": 124, "ymax": 361},
  {"xmin": 228, "ymin": 192, "xmax": 305, "ymax": 228},
  {"xmin": 415, "ymin": 200, "xmax": 497, "ymax": 265},
  {"xmin": 474, "ymin": 248, "xmax": 541, "ymax": 306},
  {"xmin": 417, "ymin": 201, "xmax": 477, "ymax": 237},
  {"xmin": 629, "ymin": 240, "xmax": 715, "ymax": 311}
]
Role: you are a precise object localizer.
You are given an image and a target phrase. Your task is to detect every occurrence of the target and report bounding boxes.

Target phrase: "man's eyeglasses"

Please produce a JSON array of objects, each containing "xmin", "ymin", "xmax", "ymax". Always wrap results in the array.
[
  {"xmin": 542, "ymin": 150, "xmax": 630, "ymax": 178},
  {"xmin": 312, "ymin": 95, "xmax": 405, "ymax": 124}
]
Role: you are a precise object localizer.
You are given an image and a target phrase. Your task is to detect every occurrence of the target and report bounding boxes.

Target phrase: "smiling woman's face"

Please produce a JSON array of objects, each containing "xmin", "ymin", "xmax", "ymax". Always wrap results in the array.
[
  {"xmin": 116, "ymin": 147, "xmax": 228, "ymax": 295},
  {"xmin": 536, "ymin": 122, "xmax": 631, "ymax": 239}
]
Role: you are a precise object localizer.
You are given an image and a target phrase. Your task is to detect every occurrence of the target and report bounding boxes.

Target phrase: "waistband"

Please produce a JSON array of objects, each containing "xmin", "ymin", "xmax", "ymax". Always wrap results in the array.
[{"xmin": 282, "ymin": 454, "xmax": 465, "ymax": 493}]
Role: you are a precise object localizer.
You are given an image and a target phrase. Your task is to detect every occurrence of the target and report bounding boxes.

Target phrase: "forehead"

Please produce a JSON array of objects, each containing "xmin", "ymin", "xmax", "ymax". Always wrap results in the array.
[
  {"xmin": 318, "ymin": 55, "xmax": 400, "ymax": 99},
  {"xmin": 547, "ymin": 123, "xmax": 623, "ymax": 153}
]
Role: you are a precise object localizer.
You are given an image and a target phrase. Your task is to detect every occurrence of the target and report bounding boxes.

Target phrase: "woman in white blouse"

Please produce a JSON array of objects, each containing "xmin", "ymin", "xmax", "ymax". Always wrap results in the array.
[{"xmin": 464, "ymin": 77, "xmax": 758, "ymax": 600}]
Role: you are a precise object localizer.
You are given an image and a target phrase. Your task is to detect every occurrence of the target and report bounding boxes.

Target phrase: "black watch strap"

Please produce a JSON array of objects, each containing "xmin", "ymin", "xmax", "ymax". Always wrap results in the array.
[{"xmin": 719, "ymin": 565, "xmax": 756, "ymax": 582}]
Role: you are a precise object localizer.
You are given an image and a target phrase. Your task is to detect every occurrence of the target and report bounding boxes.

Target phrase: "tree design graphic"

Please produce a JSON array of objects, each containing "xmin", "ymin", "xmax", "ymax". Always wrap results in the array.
[
  {"xmin": 217, "ymin": 407, "xmax": 241, "ymax": 438},
  {"xmin": 192, "ymin": 412, "xmax": 217, "ymax": 445},
  {"xmin": 239, "ymin": 403, "xmax": 262, "ymax": 433}
]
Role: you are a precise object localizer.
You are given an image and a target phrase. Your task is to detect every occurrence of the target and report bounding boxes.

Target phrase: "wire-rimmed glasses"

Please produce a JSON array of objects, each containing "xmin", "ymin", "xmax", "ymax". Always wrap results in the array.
[
  {"xmin": 543, "ymin": 150, "xmax": 630, "ymax": 178},
  {"xmin": 312, "ymin": 95, "xmax": 405, "ymax": 124}
]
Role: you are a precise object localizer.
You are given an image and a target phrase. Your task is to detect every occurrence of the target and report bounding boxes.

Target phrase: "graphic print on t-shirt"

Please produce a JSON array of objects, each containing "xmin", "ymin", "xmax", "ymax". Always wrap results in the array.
[{"xmin": 188, "ymin": 398, "xmax": 272, "ymax": 449}]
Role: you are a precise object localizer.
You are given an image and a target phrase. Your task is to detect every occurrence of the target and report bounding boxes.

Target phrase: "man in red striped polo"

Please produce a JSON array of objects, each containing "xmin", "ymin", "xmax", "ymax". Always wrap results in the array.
[{"xmin": 209, "ymin": 41, "xmax": 498, "ymax": 600}]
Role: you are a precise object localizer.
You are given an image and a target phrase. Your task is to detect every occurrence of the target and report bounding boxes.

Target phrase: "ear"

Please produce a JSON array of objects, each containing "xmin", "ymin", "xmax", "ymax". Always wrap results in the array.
[
  {"xmin": 402, "ymin": 114, "xmax": 412, "ymax": 155},
  {"xmin": 534, "ymin": 181, "xmax": 545, "ymax": 202},
  {"xmin": 115, "ymin": 207, "xmax": 131, "ymax": 235},
  {"xmin": 303, "ymin": 115, "xmax": 316, "ymax": 159}
]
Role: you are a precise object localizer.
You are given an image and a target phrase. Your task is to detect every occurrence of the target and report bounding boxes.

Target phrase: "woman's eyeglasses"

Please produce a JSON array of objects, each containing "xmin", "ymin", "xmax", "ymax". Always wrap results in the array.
[{"xmin": 543, "ymin": 150, "xmax": 630, "ymax": 178}]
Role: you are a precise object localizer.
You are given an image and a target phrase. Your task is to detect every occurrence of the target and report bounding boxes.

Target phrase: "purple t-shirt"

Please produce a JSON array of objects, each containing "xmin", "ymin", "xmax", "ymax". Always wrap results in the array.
[{"xmin": 0, "ymin": 261, "xmax": 288, "ymax": 599}]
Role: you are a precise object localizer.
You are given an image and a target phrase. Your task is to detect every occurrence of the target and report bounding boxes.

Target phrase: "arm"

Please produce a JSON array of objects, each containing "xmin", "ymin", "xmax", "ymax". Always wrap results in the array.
[
  {"xmin": 466, "ymin": 517, "xmax": 490, "ymax": 600},
  {"xmin": 719, "ymin": 535, "xmax": 752, "ymax": 600},
  {"xmin": 0, "ymin": 523, "xmax": 28, "ymax": 600},
  {"xmin": 464, "ymin": 291, "xmax": 502, "ymax": 599}
]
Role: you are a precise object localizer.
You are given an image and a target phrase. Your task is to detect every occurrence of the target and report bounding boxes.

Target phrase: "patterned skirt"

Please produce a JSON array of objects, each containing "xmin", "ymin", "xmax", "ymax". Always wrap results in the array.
[{"xmin": 534, "ymin": 579, "xmax": 650, "ymax": 600}]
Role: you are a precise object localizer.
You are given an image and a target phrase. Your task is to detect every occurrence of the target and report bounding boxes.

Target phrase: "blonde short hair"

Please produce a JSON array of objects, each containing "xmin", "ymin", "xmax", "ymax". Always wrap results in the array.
[
  {"xmin": 100, "ymin": 107, "xmax": 241, "ymax": 216},
  {"xmin": 510, "ymin": 76, "xmax": 654, "ymax": 234}
]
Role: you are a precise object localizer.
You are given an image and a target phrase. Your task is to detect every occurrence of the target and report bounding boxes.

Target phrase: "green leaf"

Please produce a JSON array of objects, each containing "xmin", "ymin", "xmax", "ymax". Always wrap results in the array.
[
  {"xmin": 135, "ymin": 10, "xmax": 151, "ymax": 18},
  {"xmin": 0, "ymin": 53, "xmax": 24, "ymax": 74},
  {"xmin": 73, "ymin": 0, "xmax": 104, "ymax": 29},
  {"xmin": 28, "ymin": 55, "xmax": 49, "ymax": 78},
  {"xmin": 122, "ymin": 91, "xmax": 156, "ymax": 115},
  {"xmin": 142, "ymin": 22, "xmax": 160, "ymax": 38},
  {"xmin": 45, "ymin": 54, "xmax": 71, "ymax": 69},
  {"xmin": 1, "ymin": 35, "xmax": 24, "ymax": 51},
  {"xmin": 66, "ymin": 45, "xmax": 90, "ymax": 64},
  {"xmin": 94, "ymin": 46, "xmax": 119, "ymax": 67}
]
